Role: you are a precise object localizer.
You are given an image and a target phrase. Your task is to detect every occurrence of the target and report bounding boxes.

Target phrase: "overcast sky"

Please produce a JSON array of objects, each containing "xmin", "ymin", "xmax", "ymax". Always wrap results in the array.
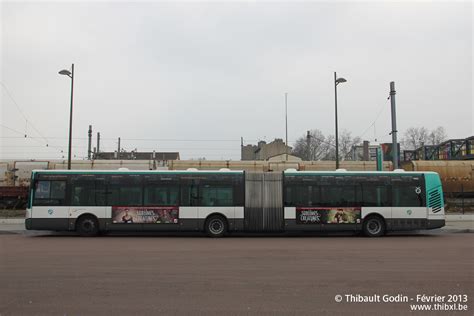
[{"xmin": 1, "ymin": 0, "xmax": 472, "ymax": 160}]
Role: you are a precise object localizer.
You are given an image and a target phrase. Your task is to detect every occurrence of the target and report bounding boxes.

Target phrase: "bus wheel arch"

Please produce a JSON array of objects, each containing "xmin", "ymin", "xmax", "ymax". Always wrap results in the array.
[
  {"xmin": 204, "ymin": 213, "xmax": 228, "ymax": 238},
  {"xmin": 362, "ymin": 213, "xmax": 386, "ymax": 237},
  {"xmin": 75, "ymin": 214, "xmax": 100, "ymax": 237}
]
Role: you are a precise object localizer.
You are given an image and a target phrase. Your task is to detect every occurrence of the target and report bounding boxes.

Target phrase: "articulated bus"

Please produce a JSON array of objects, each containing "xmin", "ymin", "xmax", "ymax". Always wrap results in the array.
[{"xmin": 26, "ymin": 169, "xmax": 445, "ymax": 237}]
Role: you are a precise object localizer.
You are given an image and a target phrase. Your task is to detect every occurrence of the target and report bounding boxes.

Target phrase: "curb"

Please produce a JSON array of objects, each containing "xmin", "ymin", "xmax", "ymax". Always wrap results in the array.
[
  {"xmin": 0, "ymin": 230, "xmax": 22, "ymax": 235},
  {"xmin": 440, "ymin": 229, "xmax": 474, "ymax": 234},
  {"xmin": 445, "ymin": 214, "xmax": 474, "ymax": 222},
  {"xmin": 0, "ymin": 219, "xmax": 24, "ymax": 224}
]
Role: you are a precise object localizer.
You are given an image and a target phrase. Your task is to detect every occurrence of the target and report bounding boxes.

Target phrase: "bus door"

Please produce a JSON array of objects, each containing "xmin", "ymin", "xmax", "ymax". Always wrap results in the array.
[
  {"xmin": 32, "ymin": 177, "xmax": 70, "ymax": 231},
  {"xmin": 174, "ymin": 178, "xmax": 199, "ymax": 231},
  {"xmin": 244, "ymin": 173, "xmax": 284, "ymax": 232}
]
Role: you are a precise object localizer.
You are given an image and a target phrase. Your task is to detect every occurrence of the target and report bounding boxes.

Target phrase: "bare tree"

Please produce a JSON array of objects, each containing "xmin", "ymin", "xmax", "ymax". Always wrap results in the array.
[
  {"xmin": 321, "ymin": 135, "xmax": 336, "ymax": 160},
  {"xmin": 428, "ymin": 126, "xmax": 448, "ymax": 145},
  {"xmin": 339, "ymin": 130, "xmax": 361, "ymax": 161},
  {"xmin": 292, "ymin": 129, "xmax": 332, "ymax": 161},
  {"xmin": 320, "ymin": 131, "xmax": 360, "ymax": 161},
  {"xmin": 293, "ymin": 129, "xmax": 363, "ymax": 161},
  {"xmin": 402, "ymin": 126, "xmax": 448, "ymax": 149},
  {"xmin": 402, "ymin": 127, "xmax": 429, "ymax": 150}
]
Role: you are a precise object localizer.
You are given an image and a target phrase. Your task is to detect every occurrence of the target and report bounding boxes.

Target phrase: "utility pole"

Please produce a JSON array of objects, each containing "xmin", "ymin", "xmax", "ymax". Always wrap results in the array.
[
  {"xmin": 117, "ymin": 137, "xmax": 121, "ymax": 160},
  {"xmin": 87, "ymin": 125, "xmax": 92, "ymax": 160},
  {"xmin": 306, "ymin": 130, "xmax": 311, "ymax": 161},
  {"xmin": 97, "ymin": 132, "xmax": 101, "ymax": 153},
  {"xmin": 390, "ymin": 81, "xmax": 398, "ymax": 169}
]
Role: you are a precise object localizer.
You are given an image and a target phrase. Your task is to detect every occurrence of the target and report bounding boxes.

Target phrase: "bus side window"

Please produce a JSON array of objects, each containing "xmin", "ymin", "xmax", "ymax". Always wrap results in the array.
[
  {"xmin": 107, "ymin": 175, "xmax": 143, "ymax": 206},
  {"xmin": 180, "ymin": 179, "xmax": 198, "ymax": 206},
  {"xmin": 361, "ymin": 183, "xmax": 389, "ymax": 207},
  {"xmin": 51, "ymin": 181, "xmax": 66, "ymax": 201},
  {"xmin": 391, "ymin": 176, "xmax": 425, "ymax": 207},
  {"xmin": 200, "ymin": 185, "xmax": 233, "ymax": 206},
  {"xmin": 70, "ymin": 176, "xmax": 107, "ymax": 206},
  {"xmin": 294, "ymin": 185, "xmax": 311, "ymax": 206},
  {"xmin": 35, "ymin": 181, "xmax": 51, "ymax": 200},
  {"xmin": 320, "ymin": 185, "xmax": 357, "ymax": 207},
  {"xmin": 284, "ymin": 186, "xmax": 293, "ymax": 206},
  {"xmin": 233, "ymin": 176, "xmax": 245, "ymax": 206},
  {"xmin": 144, "ymin": 186, "xmax": 179, "ymax": 206},
  {"xmin": 33, "ymin": 180, "xmax": 66, "ymax": 206}
]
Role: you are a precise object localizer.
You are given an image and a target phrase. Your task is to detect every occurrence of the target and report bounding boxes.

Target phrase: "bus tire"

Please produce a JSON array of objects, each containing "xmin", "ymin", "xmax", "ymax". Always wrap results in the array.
[
  {"xmin": 76, "ymin": 215, "xmax": 99, "ymax": 237},
  {"xmin": 205, "ymin": 215, "xmax": 227, "ymax": 238},
  {"xmin": 363, "ymin": 215, "xmax": 386, "ymax": 237}
]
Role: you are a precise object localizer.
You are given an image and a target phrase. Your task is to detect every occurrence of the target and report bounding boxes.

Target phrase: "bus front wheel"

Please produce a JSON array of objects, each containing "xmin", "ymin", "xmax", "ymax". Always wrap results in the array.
[
  {"xmin": 205, "ymin": 215, "xmax": 227, "ymax": 238},
  {"xmin": 76, "ymin": 215, "xmax": 99, "ymax": 237},
  {"xmin": 363, "ymin": 215, "xmax": 386, "ymax": 237}
]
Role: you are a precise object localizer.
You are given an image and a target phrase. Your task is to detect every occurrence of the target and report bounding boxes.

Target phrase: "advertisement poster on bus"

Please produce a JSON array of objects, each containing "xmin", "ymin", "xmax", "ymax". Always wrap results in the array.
[
  {"xmin": 296, "ymin": 207, "xmax": 361, "ymax": 224},
  {"xmin": 112, "ymin": 206, "xmax": 179, "ymax": 224}
]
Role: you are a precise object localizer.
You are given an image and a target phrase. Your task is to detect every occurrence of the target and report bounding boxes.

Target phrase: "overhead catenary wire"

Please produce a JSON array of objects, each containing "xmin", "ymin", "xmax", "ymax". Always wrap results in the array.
[
  {"xmin": 0, "ymin": 123, "xmax": 65, "ymax": 152},
  {"xmin": 1, "ymin": 81, "xmax": 64, "ymax": 151},
  {"xmin": 0, "ymin": 136, "xmax": 262, "ymax": 142},
  {"xmin": 356, "ymin": 95, "xmax": 391, "ymax": 141}
]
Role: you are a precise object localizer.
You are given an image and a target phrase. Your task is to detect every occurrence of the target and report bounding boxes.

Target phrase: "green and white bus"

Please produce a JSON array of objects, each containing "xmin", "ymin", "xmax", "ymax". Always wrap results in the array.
[{"xmin": 26, "ymin": 169, "xmax": 445, "ymax": 237}]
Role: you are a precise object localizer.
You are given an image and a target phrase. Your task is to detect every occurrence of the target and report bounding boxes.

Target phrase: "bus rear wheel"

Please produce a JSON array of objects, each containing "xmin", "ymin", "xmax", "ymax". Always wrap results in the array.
[
  {"xmin": 205, "ymin": 215, "xmax": 227, "ymax": 238},
  {"xmin": 76, "ymin": 215, "xmax": 99, "ymax": 237},
  {"xmin": 363, "ymin": 216, "xmax": 386, "ymax": 237}
]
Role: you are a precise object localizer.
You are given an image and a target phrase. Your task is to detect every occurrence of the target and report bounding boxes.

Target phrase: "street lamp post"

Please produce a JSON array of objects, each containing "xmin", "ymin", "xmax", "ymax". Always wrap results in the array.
[
  {"xmin": 285, "ymin": 92, "xmax": 288, "ymax": 161},
  {"xmin": 334, "ymin": 72, "xmax": 347, "ymax": 170},
  {"xmin": 59, "ymin": 64, "xmax": 74, "ymax": 170}
]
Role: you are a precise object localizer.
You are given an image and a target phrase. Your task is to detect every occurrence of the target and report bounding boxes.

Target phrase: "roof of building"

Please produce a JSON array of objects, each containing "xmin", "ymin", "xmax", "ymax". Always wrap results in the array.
[{"xmin": 94, "ymin": 152, "xmax": 180, "ymax": 160}]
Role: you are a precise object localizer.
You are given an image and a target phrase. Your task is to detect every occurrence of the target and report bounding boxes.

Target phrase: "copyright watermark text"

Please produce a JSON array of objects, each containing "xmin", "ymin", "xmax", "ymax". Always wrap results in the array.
[{"xmin": 334, "ymin": 293, "xmax": 469, "ymax": 311}]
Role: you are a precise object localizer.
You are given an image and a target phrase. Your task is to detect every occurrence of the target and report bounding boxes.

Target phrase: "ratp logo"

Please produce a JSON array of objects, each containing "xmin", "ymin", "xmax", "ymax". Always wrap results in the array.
[
  {"xmin": 48, "ymin": 209, "xmax": 54, "ymax": 215},
  {"xmin": 407, "ymin": 209, "xmax": 412, "ymax": 216}
]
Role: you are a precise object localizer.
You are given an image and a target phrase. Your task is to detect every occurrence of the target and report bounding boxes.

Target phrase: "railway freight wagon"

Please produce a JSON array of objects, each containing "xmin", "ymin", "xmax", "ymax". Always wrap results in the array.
[
  {"xmin": 401, "ymin": 161, "xmax": 474, "ymax": 197},
  {"xmin": 26, "ymin": 169, "xmax": 445, "ymax": 237}
]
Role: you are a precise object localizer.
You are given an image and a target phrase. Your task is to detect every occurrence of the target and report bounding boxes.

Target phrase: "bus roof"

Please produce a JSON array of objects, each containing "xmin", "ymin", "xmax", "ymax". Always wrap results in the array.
[
  {"xmin": 31, "ymin": 169, "xmax": 439, "ymax": 176},
  {"xmin": 31, "ymin": 169, "xmax": 244, "ymax": 175},
  {"xmin": 284, "ymin": 170, "xmax": 438, "ymax": 176}
]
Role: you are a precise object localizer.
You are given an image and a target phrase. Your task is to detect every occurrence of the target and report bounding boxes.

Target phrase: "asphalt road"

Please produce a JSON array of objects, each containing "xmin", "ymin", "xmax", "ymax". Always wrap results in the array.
[{"xmin": 1, "ymin": 233, "xmax": 473, "ymax": 315}]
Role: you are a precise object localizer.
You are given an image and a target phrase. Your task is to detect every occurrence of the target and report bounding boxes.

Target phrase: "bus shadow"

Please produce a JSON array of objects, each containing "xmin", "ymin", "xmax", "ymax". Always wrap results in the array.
[{"xmin": 27, "ymin": 230, "xmax": 442, "ymax": 238}]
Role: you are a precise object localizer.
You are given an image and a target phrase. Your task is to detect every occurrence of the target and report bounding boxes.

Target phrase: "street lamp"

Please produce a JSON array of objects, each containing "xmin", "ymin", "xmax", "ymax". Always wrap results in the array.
[
  {"xmin": 59, "ymin": 64, "xmax": 74, "ymax": 170},
  {"xmin": 334, "ymin": 72, "xmax": 347, "ymax": 170}
]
